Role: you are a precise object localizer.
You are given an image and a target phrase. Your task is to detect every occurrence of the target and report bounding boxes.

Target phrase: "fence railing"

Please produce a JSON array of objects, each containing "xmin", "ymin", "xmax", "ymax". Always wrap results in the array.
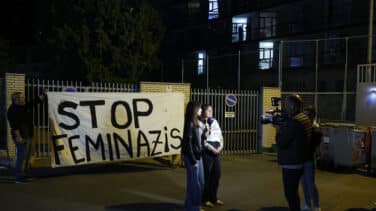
[
  {"xmin": 358, "ymin": 64, "xmax": 376, "ymax": 83},
  {"xmin": 282, "ymin": 91, "xmax": 356, "ymax": 122},
  {"xmin": 191, "ymin": 88, "xmax": 259, "ymax": 155},
  {"xmin": 25, "ymin": 79, "xmax": 139, "ymax": 158}
]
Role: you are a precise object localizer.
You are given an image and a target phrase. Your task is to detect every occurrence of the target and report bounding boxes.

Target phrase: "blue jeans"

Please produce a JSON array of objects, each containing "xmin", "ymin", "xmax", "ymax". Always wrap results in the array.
[
  {"xmin": 301, "ymin": 160, "xmax": 320, "ymax": 207},
  {"xmin": 184, "ymin": 156, "xmax": 204, "ymax": 211},
  {"xmin": 13, "ymin": 138, "xmax": 32, "ymax": 179}
]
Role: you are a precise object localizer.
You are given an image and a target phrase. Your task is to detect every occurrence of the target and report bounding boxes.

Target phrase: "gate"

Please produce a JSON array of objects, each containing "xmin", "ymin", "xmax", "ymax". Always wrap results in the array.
[
  {"xmin": 191, "ymin": 89, "xmax": 259, "ymax": 155},
  {"xmin": 25, "ymin": 79, "xmax": 139, "ymax": 158}
]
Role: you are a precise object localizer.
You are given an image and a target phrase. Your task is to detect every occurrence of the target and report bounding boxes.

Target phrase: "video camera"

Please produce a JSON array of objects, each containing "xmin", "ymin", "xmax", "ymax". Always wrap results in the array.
[{"xmin": 260, "ymin": 97, "xmax": 287, "ymax": 126}]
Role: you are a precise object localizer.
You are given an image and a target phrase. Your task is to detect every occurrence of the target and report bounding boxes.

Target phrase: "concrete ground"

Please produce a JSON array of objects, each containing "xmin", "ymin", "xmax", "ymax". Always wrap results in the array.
[{"xmin": 0, "ymin": 155, "xmax": 375, "ymax": 211}]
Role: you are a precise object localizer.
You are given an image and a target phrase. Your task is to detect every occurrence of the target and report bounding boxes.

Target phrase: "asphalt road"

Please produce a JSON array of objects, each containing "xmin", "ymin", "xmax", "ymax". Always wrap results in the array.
[{"xmin": 0, "ymin": 155, "xmax": 375, "ymax": 211}]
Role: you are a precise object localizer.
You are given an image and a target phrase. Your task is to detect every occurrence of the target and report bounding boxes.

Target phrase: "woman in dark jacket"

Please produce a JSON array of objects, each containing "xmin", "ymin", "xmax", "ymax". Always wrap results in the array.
[
  {"xmin": 276, "ymin": 95, "xmax": 312, "ymax": 211},
  {"xmin": 182, "ymin": 101, "xmax": 205, "ymax": 211}
]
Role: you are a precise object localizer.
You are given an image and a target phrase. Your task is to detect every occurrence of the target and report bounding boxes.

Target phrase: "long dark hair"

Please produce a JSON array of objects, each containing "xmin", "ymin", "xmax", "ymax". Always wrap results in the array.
[{"xmin": 185, "ymin": 101, "xmax": 201, "ymax": 128}]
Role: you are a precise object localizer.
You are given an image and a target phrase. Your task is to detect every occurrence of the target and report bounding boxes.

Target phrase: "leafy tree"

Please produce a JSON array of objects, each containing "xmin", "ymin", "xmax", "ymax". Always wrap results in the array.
[{"xmin": 48, "ymin": 0, "xmax": 164, "ymax": 82}]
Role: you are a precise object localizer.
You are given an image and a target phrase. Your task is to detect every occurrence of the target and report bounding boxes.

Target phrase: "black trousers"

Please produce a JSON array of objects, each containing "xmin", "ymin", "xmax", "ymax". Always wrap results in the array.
[
  {"xmin": 282, "ymin": 168, "xmax": 304, "ymax": 211},
  {"xmin": 202, "ymin": 151, "xmax": 221, "ymax": 203}
]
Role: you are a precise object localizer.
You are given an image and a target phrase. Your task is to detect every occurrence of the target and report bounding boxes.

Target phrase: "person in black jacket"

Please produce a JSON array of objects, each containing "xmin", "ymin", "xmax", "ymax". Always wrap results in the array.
[
  {"xmin": 181, "ymin": 101, "xmax": 205, "ymax": 211},
  {"xmin": 7, "ymin": 90, "xmax": 46, "ymax": 183},
  {"xmin": 276, "ymin": 94, "xmax": 312, "ymax": 211}
]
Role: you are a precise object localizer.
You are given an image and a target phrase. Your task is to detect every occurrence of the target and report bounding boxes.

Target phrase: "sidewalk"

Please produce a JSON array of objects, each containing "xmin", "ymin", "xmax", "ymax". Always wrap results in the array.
[{"xmin": 0, "ymin": 155, "xmax": 375, "ymax": 211}]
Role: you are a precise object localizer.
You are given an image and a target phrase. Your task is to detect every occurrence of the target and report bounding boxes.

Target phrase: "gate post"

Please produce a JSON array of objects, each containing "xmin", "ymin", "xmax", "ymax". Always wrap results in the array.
[{"xmin": 259, "ymin": 87, "xmax": 281, "ymax": 153}]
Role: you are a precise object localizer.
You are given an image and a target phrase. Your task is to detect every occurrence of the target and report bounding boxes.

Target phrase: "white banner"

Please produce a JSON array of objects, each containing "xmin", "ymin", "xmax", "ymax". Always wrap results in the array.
[{"xmin": 48, "ymin": 92, "xmax": 184, "ymax": 168}]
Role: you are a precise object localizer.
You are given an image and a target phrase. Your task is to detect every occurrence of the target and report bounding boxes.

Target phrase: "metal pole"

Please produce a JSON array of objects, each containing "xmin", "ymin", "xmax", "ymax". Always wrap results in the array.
[
  {"xmin": 238, "ymin": 50, "xmax": 241, "ymax": 91},
  {"xmin": 315, "ymin": 40, "xmax": 319, "ymax": 110},
  {"xmin": 368, "ymin": 0, "xmax": 374, "ymax": 64},
  {"xmin": 278, "ymin": 41, "xmax": 284, "ymax": 89},
  {"xmin": 341, "ymin": 37, "xmax": 349, "ymax": 120},
  {"xmin": 206, "ymin": 54, "xmax": 209, "ymax": 90},
  {"xmin": 181, "ymin": 59, "xmax": 184, "ymax": 83}
]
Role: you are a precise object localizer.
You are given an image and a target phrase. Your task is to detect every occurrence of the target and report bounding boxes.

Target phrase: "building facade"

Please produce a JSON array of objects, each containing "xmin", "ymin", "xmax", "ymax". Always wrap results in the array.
[{"xmin": 164, "ymin": 0, "xmax": 373, "ymax": 92}]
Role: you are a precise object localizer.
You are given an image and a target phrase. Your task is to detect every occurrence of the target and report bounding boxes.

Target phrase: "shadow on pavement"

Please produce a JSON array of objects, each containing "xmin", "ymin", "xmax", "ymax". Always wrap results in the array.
[
  {"xmin": 0, "ymin": 177, "xmax": 15, "ymax": 184},
  {"xmin": 106, "ymin": 203, "xmax": 183, "ymax": 211},
  {"xmin": 106, "ymin": 203, "xmax": 244, "ymax": 211},
  {"xmin": 258, "ymin": 207, "xmax": 289, "ymax": 211}
]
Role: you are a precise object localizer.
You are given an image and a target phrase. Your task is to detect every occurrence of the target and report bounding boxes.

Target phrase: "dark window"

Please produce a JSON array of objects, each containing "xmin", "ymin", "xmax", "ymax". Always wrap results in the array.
[
  {"xmin": 259, "ymin": 13, "xmax": 276, "ymax": 38},
  {"xmin": 329, "ymin": 0, "xmax": 352, "ymax": 26},
  {"xmin": 288, "ymin": 44, "xmax": 304, "ymax": 67}
]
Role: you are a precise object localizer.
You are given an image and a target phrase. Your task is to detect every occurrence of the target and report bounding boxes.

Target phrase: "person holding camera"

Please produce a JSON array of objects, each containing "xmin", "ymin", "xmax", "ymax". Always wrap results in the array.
[
  {"xmin": 7, "ymin": 90, "xmax": 47, "ymax": 183},
  {"xmin": 201, "ymin": 104, "xmax": 224, "ymax": 208},
  {"xmin": 276, "ymin": 95, "xmax": 312, "ymax": 211}
]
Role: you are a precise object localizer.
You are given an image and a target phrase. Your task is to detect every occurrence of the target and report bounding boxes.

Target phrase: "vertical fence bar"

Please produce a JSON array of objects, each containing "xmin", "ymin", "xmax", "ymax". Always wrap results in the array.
[
  {"xmin": 341, "ymin": 37, "xmax": 349, "ymax": 120},
  {"xmin": 315, "ymin": 40, "xmax": 319, "ymax": 111},
  {"xmin": 237, "ymin": 50, "xmax": 241, "ymax": 91},
  {"xmin": 279, "ymin": 40, "xmax": 284, "ymax": 89},
  {"xmin": 255, "ymin": 91, "xmax": 258, "ymax": 153},
  {"xmin": 206, "ymin": 55, "xmax": 209, "ymax": 90},
  {"xmin": 41, "ymin": 79, "xmax": 45, "ymax": 156}
]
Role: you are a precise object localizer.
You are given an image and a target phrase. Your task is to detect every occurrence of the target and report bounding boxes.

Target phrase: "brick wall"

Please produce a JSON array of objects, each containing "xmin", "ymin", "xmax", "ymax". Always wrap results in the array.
[
  {"xmin": 260, "ymin": 87, "xmax": 281, "ymax": 149},
  {"xmin": 140, "ymin": 82, "xmax": 191, "ymax": 105}
]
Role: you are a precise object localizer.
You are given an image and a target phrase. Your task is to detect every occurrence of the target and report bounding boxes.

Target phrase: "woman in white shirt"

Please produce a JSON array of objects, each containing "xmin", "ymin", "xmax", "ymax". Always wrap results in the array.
[{"xmin": 201, "ymin": 104, "xmax": 224, "ymax": 208}]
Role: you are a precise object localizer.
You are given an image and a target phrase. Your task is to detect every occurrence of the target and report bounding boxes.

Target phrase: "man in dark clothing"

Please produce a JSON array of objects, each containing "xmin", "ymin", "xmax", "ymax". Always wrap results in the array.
[
  {"xmin": 7, "ymin": 91, "xmax": 46, "ymax": 183},
  {"xmin": 276, "ymin": 94, "xmax": 312, "ymax": 211}
]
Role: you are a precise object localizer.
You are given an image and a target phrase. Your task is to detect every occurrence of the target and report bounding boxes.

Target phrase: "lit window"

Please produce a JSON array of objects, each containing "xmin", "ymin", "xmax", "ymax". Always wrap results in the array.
[
  {"xmin": 198, "ymin": 52, "xmax": 205, "ymax": 75},
  {"xmin": 208, "ymin": 0, "xmax": 219, "ymax": 19},
  {"xmin": 259, "ymin": 42, "xmax": 274, "ymax": 70},
  {"xmin": 232, "ymin": 17, "xmax": 247, "ymax": 42}
]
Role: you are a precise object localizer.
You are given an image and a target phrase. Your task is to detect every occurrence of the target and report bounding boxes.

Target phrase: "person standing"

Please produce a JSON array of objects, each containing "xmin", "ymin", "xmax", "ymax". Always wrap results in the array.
[
  {"xmin": 181, "ymin": 101, "xmax": 205, "ymax": 211},
  {"xmin": 301, "ymin": 106, "xmax": 321, "ymax": 211},
  {"xmin": 276, "ymin": 95, "xmax": 311, "ymax": 211},
  {"xmin": 7, "ymin": 90, "xmax": 46, "ymax": 183},
  {"xmin": 201, "ymin": 104, "xmax": 224, "ymax": 208}
]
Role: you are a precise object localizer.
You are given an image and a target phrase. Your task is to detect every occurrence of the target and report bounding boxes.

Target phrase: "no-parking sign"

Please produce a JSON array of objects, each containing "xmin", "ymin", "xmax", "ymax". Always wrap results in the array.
[{"xmin": 225, "ymin": 94, "xmax": 237, "ymax": 107}]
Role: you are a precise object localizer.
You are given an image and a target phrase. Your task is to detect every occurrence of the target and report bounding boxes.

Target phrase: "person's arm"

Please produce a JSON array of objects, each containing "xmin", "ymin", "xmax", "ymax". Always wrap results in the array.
[
  {"xmin": 14, "ymin": 130, "xmax": 24, "ymax": 143},
  {"xmin": 25, "ymin": 89, "xmax": 47, "ymax": 109},
  {"xmin": 212, "ymin": 120, "xmax": 224, "ymax": 152},
  {"xmin": 184, "ymin": 123, "xmax": 197, "ymax": 167}
]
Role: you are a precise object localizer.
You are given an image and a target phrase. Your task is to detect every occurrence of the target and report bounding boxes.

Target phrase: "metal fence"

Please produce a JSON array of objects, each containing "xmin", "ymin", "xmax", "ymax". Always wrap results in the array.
[
  {"xmin": 179, "ymin": 35, "xmax": 374, "ymax": 122},
  {"xmin": 25, "ymin": 79, "xmax": 139, "ymax": 158},
  {"xmin": 191, "ymin": 88, "xmax": 259, "ymax": 155},
  {"xmin": 282, "ymin": 91, "xmax": 356, "ymax": 122},
  {"xmin": 358, "ymin": 64, "xmax": 376, "ymax": 83}
]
